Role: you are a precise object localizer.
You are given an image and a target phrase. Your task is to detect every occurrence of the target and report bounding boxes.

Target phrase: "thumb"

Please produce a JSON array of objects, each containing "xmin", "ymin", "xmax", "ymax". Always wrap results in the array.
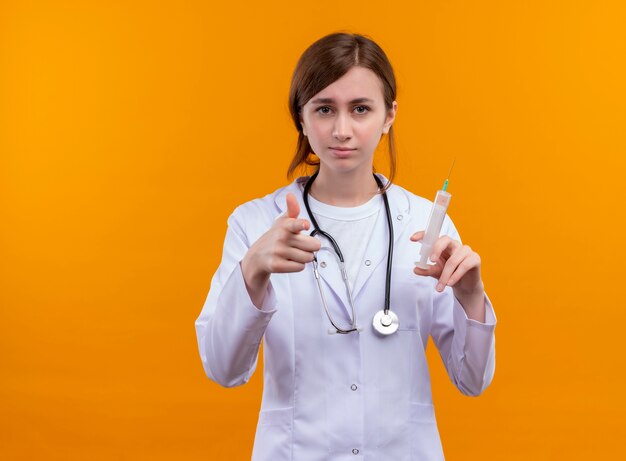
[
  {"xmin": 410, "ymin": 231, "xmax": 425, "ymax": 242},
  {"xmin": 286, "ymin": 193, "xmax": 300, "ymax": 219}
]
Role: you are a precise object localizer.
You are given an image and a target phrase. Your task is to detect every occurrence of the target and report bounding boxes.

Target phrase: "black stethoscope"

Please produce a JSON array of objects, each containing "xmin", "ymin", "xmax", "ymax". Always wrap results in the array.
[{"xmin": 302, "ymin": 172, "xmax": 399, "ymax": 336}]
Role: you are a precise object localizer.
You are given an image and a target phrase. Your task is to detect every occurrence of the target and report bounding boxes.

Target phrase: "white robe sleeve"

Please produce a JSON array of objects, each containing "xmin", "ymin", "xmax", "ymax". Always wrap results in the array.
[
  {"xmin": 195, "ymin": 207, "xmax": 277, "ymax": 388},
  {"xmin": 429, "ymin": 216, "xmax": 497, "ymax": 396}
]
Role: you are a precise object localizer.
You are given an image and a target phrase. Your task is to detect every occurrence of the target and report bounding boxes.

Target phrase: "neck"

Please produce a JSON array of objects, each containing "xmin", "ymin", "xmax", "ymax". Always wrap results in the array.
[{"xmin": 309, "ymin": 166, "xmax": 380, "ymax": 206}]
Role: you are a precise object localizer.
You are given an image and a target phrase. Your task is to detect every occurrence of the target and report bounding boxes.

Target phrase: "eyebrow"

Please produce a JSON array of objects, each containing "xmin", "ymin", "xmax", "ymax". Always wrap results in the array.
[{"xmin": 310, "ymin": 97, "xmax": 375, "ymax": 104}]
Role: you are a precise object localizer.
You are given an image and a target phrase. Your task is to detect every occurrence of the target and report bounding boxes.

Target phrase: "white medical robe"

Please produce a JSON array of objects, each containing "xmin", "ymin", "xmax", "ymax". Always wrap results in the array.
[{"xmin": 195, "ymin": 176, "xmax": 497, "ymax": 460}]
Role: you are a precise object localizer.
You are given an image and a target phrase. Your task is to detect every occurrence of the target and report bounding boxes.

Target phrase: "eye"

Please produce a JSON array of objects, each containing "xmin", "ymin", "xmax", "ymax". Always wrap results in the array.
[
  {"xmin": 354, "ymin": 105, "xmax": 370, "ymax": 114},
  {"xmin": 316, "ymin": 106, "xmax": 332, "ymax": 115}
]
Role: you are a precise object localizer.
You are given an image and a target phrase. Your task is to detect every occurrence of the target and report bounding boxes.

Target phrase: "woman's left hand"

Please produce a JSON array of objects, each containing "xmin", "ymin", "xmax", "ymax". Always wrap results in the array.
[{"xmin": 410, "ymin": 231, "xmax": 484, "ymax": 297}]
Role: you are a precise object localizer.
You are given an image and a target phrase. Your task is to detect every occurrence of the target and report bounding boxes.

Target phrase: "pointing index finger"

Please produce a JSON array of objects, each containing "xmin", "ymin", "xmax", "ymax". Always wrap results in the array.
[{"xmin": 286, "ymin": 218, "xmax": 310, "ymax": 233}]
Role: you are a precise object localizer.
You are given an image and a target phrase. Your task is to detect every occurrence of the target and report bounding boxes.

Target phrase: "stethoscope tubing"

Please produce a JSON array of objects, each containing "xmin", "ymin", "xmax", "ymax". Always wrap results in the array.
[{"xmin": 302, "ymin": 172, "xmax": 394, "ymax": 334}]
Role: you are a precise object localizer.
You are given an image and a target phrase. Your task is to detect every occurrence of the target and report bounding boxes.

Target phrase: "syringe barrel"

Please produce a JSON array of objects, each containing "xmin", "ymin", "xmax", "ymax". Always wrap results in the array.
[{"xmin": 416, "ymin": 190, "xmax": 452, "ymax": 269}]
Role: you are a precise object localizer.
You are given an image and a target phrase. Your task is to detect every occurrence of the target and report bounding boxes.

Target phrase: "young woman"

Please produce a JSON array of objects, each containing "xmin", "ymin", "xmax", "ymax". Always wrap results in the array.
[{"xmin": 196, "ymin": 32, "xmax": 496, "ymax": 461}]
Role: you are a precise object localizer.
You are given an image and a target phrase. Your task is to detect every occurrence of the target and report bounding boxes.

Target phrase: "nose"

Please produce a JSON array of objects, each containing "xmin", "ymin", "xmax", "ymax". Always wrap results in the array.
[{"xmin": 332, "ymin": 113, "xmax": 352, "ymax": 142}]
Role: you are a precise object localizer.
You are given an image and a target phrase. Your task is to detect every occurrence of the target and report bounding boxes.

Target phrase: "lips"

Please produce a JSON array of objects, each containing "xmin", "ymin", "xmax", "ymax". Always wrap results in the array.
[{"xmin": 329, "ymin": 147, "xmax": 356, "ymax": 158}]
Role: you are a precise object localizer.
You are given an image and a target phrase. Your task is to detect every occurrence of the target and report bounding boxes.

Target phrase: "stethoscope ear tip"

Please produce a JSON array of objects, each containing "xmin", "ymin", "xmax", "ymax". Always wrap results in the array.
[{"xmin": 326, "ymin": 326, "xmax": 364, "ymax": 335}]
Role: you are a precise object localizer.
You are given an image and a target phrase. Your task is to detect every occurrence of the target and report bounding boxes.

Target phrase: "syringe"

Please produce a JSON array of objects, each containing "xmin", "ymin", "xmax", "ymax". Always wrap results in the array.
[{"xmin": 415, "ymin": 160, "xmax": 455, "ymax": 270}]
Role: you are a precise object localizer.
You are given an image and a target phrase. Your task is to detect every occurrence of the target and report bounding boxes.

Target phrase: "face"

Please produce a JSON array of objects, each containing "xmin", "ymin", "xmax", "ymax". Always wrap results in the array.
[{"xmin": 300, "ymin": 66, "xmax": 397, "ymax": 176}]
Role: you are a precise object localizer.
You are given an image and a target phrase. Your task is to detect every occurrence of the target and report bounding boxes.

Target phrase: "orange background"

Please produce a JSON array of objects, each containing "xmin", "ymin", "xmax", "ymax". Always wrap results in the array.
[{"xmin": 1, "ymin": 1, "xmax": 625, "ymax": 459}]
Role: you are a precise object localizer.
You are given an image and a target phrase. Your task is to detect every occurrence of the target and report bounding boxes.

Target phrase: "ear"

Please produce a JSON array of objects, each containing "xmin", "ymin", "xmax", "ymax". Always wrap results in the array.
[
  {"xmin": 382, "ymin": 101, "xmax": 398, "ymax": 134},
  {"xmin": 299, "ymin": 113, "xmax": 307, "ymax": 136}
]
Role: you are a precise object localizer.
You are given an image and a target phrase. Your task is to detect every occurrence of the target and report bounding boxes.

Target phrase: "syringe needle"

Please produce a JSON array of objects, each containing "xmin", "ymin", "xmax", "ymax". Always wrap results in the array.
[
  {"xmin": 446, "ymin": 158, "xmax": 456, "ymax": 181},
  {"xmin": 442, "ymin": 158, "xmax": 456, "ymax": 192}
]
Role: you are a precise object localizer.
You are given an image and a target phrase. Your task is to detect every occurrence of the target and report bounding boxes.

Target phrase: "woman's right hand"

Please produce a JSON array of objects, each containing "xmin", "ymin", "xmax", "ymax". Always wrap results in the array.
[{"xmin": 241, "ymin": 192, "xmax": 321, "ymax": 308}]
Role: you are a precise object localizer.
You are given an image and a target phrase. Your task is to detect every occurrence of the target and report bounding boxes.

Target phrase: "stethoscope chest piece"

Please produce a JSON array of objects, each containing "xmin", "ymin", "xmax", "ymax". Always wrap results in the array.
[{"xmin": 372, "ymin": 309, "xmax": 399, "ymax": 336}]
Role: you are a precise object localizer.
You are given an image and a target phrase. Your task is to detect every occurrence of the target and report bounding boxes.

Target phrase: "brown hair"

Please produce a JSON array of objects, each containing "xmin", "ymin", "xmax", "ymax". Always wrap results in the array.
[{"xmin": 287, "ymin": 32, "xmax": 398, "ymax": 187}]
